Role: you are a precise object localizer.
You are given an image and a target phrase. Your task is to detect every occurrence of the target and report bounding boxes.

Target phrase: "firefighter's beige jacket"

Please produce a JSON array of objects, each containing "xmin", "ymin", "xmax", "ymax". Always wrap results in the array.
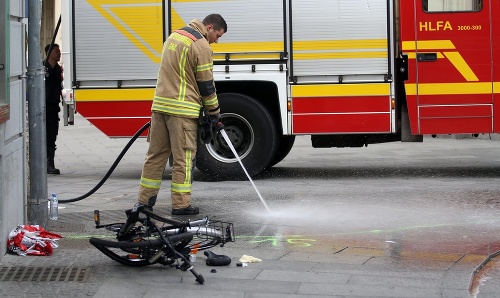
[{"xmin": 152, "ymin": 19, "xmax": 220, "ymax": 118}]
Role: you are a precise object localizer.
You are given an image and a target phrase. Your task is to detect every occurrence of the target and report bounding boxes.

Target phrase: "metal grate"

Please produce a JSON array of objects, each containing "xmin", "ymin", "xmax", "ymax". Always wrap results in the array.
[{"xmin": 0, "ymin": 266, "xmax": 90, "ymax": 282}]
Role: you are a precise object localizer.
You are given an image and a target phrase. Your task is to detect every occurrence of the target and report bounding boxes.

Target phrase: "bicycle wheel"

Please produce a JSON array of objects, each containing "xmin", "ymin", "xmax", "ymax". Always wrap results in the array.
[
  {"xmin": 89, "ymin": 232, "xmax": 193, "ymax": 267},
  {"xmin": 186, "ymin": 227, "xmax": 224, "ymax": 250},
  {"xmin": 165, "ymin": 223, "xmax": 235, "ymax": 251}
]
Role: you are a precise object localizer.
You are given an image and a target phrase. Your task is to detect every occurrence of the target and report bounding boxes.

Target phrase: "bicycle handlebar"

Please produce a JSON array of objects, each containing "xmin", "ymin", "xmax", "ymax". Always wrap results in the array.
[
  {"xmin": 141, "ymin": 209, "xmax": 209, "ymax": 228},
  {"xmin": 188, "ymin": 217, "xmax": 210, "ymax": 227},
  {"xmin": 141, "ymin": 209, "xmax": 183, "ymax": 225}
]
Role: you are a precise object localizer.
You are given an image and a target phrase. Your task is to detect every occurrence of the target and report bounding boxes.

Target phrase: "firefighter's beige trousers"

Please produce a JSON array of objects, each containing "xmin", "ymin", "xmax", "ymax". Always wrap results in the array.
[{"xmin": 138, "ymin": 112, "xmax": 198, "ymax": 209}]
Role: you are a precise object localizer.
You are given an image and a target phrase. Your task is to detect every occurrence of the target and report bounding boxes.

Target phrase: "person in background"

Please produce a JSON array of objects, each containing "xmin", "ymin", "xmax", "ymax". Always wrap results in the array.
[
  {"xmin": 44, "ymin": 43, "xmax": 63, "ymax": 175},
  {"xmin": 134, "ymin": 14, "xmax": 227, "ymax": 215}
]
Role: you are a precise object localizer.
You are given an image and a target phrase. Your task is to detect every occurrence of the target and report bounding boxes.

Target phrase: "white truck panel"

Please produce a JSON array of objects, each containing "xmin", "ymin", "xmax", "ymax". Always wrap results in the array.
[
  {"xmin": 214, "ymin": 64, "xmax": 289, "ymax": 134},
  {"xmin": 172, "ymin": 0, "xmax": 284, "ymax": 43},
  {"xmin": 291, "ymin": 0, "xmax": 390, "ymax": 80},
  {"xmin": 72, "ymin": 0, "xmax": 392, "ymax": 86},
  {"xmin": 73, "ymin": 1, "xmax": 160, "ymax": 83}
]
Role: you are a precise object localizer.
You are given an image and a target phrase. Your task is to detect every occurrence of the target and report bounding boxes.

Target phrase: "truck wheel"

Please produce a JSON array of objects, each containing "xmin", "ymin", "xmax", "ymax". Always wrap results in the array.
[
  {"xmin": 196, "ymin": 93, "xmax": 278, "ymax": 180},
  {"xmin": 267, "ymin": 135, "xmax": 295, "ymax": 168}
]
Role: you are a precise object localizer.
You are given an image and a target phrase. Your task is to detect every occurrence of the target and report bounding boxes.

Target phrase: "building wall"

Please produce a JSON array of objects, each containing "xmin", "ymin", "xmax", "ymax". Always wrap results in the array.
[
  {"xmin": 41, "ymin": 0, "xmax": 61, "ymax": 52},
  {"xmin": 0, "ymin": 0, "xmax": 27, "ymax": 259}
]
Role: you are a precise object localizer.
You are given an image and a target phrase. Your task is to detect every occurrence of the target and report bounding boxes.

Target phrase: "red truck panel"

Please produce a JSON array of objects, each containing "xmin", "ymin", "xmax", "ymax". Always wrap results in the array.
[{"xmin": 400, "ymin": 0, "xmax": 495, "ymax": 135}]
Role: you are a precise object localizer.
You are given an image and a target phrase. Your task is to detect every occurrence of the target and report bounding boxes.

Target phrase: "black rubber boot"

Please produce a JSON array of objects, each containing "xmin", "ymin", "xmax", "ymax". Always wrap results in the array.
[
  {"xmin": 47, "ymin": 159, "xmax": 60, "ymax": 175},
  {"xmin": 47, "ymin": 148, "xmax": 60, "ymax": 175},
  {"xmin": 172, "ymin": 205, "xmax": 199, "ymax": 215}
]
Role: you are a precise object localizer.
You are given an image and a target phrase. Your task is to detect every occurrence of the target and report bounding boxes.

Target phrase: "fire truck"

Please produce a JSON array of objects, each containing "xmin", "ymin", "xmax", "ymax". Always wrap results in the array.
[{"xmin": 60, "ymin": 0, "xmax": 499, "ymax": 180}]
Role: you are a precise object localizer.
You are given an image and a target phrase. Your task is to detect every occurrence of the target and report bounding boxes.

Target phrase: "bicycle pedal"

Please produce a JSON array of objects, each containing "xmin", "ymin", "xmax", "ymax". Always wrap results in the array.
[{"xmin": 94, "ymin": 210, "xmax": 100, "ymax": 227}]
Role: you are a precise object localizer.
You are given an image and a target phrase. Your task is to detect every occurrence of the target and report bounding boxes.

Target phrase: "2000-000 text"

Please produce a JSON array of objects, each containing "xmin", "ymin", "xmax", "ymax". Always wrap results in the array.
[{"xmin": 457, "ymin": 25, "xmax": 482, "ymax": 31}]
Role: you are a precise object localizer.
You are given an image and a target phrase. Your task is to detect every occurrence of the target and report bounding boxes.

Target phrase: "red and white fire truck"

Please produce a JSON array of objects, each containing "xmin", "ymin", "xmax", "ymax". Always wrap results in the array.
[{"xmin": 60, "ymin": 0, "xmax": 499, "ymax": 179}]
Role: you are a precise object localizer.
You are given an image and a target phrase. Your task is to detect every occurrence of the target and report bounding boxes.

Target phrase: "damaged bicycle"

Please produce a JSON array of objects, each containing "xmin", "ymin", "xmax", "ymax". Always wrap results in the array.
[{"xmin": 89, "ymin": 205, "xmax": 235, "ymax": 284}]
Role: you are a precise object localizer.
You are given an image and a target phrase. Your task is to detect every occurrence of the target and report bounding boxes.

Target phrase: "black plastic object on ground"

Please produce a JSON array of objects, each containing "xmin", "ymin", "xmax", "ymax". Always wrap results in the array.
[{"xmin": 204, "ymin": 250, "xmax": 231, "ymax": 266}]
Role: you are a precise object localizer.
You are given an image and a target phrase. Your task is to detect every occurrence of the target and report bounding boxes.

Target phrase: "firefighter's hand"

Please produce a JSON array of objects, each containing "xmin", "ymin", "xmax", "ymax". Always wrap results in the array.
[
  {"xmin": 214, "ymin": 121, "xmax": 224, "ymax": 133},
  {"xmin": 210, "ymin": 113, "xmax": 221, "ymax": 123}
]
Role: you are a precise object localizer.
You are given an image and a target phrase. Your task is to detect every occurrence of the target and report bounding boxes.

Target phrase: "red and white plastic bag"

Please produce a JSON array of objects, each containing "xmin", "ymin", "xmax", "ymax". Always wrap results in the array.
[{"xmin": 7, "ymin": 225, "xmax": 62, "ymax": 256}]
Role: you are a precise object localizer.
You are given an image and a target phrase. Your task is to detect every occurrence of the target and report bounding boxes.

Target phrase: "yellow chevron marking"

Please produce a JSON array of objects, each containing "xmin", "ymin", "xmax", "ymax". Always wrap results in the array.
[
  {"xmin": 87, "ymin": 0, "xmax": 164, "ymax": 63},
  {"xmin": 404, "ymin": 82, "xmax": 493, "ymax": 96},
  {"xmin": 170, "ymin": 7, "xmax": 186, "ymax": 36},
  {"xmin": 87, "ymin": 0, "xmax": 232, "ymax": 63},
  {"xmin": 443, "ymin": 52, "xmax": 479, "ymax": 81},
  {"xmin": 292, "ymin": 83, "xmax": 391, "ymax": 97},
  {"xmin": 403, "ymin": 39, "xmax": 478, "ymax": 82},
  {"xmin": 171, "ymin": 0, "xmax": 231, "ymax": 30}
]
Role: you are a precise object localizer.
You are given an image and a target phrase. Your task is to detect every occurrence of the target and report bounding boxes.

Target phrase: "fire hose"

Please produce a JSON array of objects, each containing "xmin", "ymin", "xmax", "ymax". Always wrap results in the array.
[
  {"xmin": 58, "ymin": 121, "xmax": 151, "ymax": 203},
  {"xmin": 58, "ymin": 114, "xmax": 223, "ymax": 204}
]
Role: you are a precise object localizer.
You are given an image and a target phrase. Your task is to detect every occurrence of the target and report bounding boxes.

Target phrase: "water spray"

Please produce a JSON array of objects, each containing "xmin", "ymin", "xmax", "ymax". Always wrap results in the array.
[{"xmin": 219, "ymin": 129, "xmax": 271, "ymax": 213}]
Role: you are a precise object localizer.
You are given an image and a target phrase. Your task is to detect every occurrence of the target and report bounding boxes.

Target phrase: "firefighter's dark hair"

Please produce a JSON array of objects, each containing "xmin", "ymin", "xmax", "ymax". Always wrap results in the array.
[
  {"xmin": 45, "ymin": 43, "xmax": 59, "ymax": 56},
  {"xmin": 202, "ymin": 14, "xmax": 227, "ymax": 33}
]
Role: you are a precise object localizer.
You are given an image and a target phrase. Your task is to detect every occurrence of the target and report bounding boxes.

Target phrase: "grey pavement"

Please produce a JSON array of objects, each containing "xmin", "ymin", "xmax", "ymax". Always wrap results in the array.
[{"xmin": 1, "ymin": 113, "xmax": 500, "ymax": 297}]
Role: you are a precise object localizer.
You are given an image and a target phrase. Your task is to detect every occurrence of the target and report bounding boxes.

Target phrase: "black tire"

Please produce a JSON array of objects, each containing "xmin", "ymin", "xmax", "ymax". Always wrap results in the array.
[
  {"xmin": 196, "ymin": 93, "xmax": 278, "ymax": 180},
  {"xmin": 267, "ymin": 135, "xmax": 295, "ymax": 168},
  {"xmin": 89, "ymin": 233, "xmax": 192, "ymax": 267}
]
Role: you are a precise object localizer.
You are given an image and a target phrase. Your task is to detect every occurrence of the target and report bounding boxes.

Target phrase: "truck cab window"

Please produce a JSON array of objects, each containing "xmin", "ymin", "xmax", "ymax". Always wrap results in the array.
[{"xmin": 423, "ymin": 0, "xmax": 482, "ymax": 12}]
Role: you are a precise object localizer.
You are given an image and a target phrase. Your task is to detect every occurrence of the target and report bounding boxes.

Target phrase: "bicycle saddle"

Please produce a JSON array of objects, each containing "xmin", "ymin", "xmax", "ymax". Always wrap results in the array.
[{"xmin": 204, "ymin": 250, "xmax": 231, "ymax": 266}]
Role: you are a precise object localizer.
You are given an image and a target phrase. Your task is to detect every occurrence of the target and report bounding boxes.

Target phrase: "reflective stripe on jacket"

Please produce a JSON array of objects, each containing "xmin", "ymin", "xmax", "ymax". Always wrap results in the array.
[{"xmin": 152, "ymin": 19, "xmax": 220, "ymax": 118}]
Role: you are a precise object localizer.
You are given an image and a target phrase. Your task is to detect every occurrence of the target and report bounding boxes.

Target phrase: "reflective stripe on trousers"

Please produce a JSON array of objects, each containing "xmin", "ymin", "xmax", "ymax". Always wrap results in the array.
[{"xmin": 138, "ymin": 112, "xmax": 198, "ymax": 209}]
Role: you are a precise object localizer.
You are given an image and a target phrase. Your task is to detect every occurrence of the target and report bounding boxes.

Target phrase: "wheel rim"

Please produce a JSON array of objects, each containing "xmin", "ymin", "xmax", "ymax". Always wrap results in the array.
[{"xmin": 205, "ymin": 113, "xmax": 254, "ymax": 163}]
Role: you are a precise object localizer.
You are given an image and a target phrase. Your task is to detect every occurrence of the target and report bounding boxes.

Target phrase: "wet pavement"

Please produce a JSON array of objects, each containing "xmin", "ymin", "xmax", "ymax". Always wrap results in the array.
[{"xmin": 1, "ymin": 113, "xmax": 500, "ymax": 297}]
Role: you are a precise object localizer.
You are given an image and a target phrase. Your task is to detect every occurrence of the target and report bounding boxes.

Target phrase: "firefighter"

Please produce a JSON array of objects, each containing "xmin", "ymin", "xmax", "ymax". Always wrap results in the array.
[
  {"xmin": 134, "ymin": 14, "xmax": 227, "ymax": 215},
  {"xmin": 44, "ymin": 44, "xmax": 63, "ymax": 175}
]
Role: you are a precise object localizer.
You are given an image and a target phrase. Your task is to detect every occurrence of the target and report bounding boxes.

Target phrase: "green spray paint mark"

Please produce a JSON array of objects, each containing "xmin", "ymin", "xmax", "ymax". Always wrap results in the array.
[
  {"xmin": 60, "ymin": 217, "xmax": 500, "ymax": 250},
  {"xmin": 238, "ymin": 235, "xmax": 316, "ymax": 247}
]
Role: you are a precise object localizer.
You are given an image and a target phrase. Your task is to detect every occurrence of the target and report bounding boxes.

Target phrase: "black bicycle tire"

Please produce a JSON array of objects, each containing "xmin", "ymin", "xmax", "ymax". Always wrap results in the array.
[
  {"xmin": 90, "ymin": 237, "xmax": 161, "ymax": 249},
  {"xmin": 91, "ymin": 242, "xmax": 152, "ymax": 267},
  {"xmin": 90, "ymin": 232, "xmax": 192, "ymax": 249},
  {"xmin": 89, "ymin": 233, "xmax": 193, "ymax": 267}
]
